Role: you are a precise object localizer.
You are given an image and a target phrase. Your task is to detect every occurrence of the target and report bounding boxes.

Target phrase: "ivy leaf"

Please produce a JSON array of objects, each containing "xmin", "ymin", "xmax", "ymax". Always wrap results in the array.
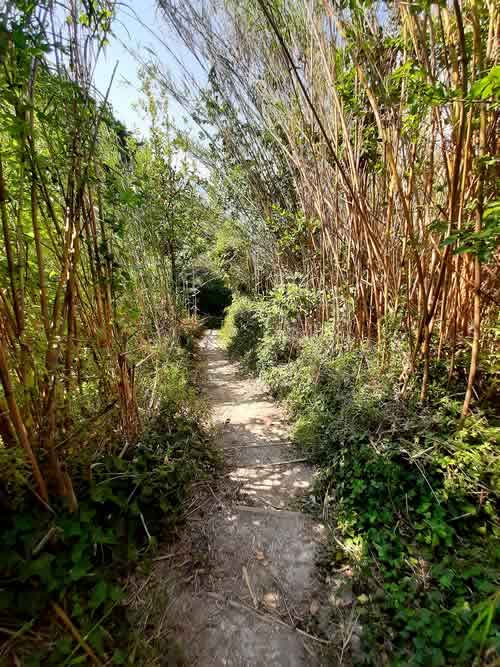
[
  {"xmin": 69, "ymin": 560, "xmax": 92, "ymax": 582},
  {"xmin": 110, "ymin": 584, "xmax": 124, "ymax": 602},
  {"xmin": 88, "ymin": 625, "xmax": 105, "ymax": 655},
  {"xmin": 118, "ymin": 188, "xmax": 138, "ymax": 206},
  {"xmin": 80, "ymin": 508, "xmax": 96, "ymax": 524},
  {"xmin": 25, "ymin": 553, "xmax": 55, "ymax": 585},
  {"xmin": 16, "ymin": 515, "xmax": 34, "ymax": 532},
  {"xmin": 89, "ymin": 580, "xmax": 108, "ymax": 611},
  {"xmin": 112, "ymin": 649, "xmax": 127, "ymax": 664},
  {"xmin": 55, "ymin": 637, "xmax": 73, "ymax": 656}
]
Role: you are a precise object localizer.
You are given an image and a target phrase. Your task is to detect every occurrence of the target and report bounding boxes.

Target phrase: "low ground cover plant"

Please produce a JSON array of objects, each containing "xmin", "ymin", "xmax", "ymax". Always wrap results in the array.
[
  {"xmin": 222, "ymin": 294, "xmax": 499, "ymax": 665},
  {"xmin": 0, "ymin": 338, "xmax": 217, "ymax": 665}
]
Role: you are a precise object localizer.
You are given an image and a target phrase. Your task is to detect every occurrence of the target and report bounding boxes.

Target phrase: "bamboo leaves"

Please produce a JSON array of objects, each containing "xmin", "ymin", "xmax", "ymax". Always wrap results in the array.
[{"xmin": 158, "ymin": 0, "xmax": 498, "ymax": 413}]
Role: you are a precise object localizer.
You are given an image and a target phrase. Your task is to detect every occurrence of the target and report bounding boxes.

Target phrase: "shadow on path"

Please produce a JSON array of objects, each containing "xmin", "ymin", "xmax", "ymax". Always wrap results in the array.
[{"xmin": 146, "ymin": 331, "xmax": 329, "ymax": 666}]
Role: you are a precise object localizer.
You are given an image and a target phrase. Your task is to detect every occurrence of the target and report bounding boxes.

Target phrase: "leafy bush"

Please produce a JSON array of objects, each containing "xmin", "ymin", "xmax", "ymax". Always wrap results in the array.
[
  {"xmin": 220, "ymin": 296, "xmax": 263, "ymax": 370},
  {"xmin": 0, "ymin": 351, "xmax": 217, "ymax": 665},
  {"xmin": 222, "ymin": 298, "xmax": 500, "ymax": 665},
  {"xmin": 293, "ymin": 348, "xmax": 499, "ymax": 665},
  {"xmin": 0, "ymin": 447, "xmax": 31, "ymax": 510},
  {"xmin": 220, "ymin": 283, "xmax": 319, "ymax": 373},
  {"xmin": 314, "ymin": 415, "xmax": 498, "ymax": 659},
  {"xmin": 257, "ymin": 330, "xmax": 294, "ymax": 371}
]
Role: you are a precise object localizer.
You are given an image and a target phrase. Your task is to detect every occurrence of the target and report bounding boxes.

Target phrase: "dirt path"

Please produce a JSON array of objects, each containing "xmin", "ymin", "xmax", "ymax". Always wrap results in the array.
[{"xmin": 160, "ymin": 331, "xmax": 326, "ymax": 665}]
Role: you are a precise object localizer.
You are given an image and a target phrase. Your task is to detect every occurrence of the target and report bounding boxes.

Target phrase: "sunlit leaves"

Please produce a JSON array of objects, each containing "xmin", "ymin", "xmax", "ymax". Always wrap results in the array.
[
  {"xmin": 469, "ymin": 66, "xmax": 500, "ymax": 102},
  {"xmin": 441, "ymin": 199, "xmax": 500, "ymax": 262}
]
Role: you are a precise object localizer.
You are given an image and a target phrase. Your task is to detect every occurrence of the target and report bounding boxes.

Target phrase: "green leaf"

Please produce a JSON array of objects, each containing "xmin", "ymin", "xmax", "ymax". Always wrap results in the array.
[
  {"xmin": 88, "ymin": 626, "xmax": 105, "ymax": 655},
  {"xmin": 55, "ymin": 636, "xmax": 73, "ymax": 656},
  {"xmin": 469, "ymin": 66, "xmax": 500, "ymax": 100},
  {"xmin": 26, "ymin": 553, "xmax": 55, "ymax": 585},
  {"xmin": 112, "ymin": 649, "xmax": 127, "ymax": 664},
  {"xmin": 109, "ymin": 584, "xmax": 125, "ymax": 603},
  {"xmin": 89, "ymin": 580, "xmax": 108, "ymax": 611},
  {"xmin": 69, "ymin": 560, "xmax": 92, "ymax": 582}
]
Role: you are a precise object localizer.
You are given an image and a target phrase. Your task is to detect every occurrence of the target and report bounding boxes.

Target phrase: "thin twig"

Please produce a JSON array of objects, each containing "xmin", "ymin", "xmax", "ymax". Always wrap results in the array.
[
  {"xmin": 32, "ymin": 525, "xmax": 59, "ymax": 556},
  {"xmin": 139, "ymin": 512, "xmax": 152, "ymax": 543},
  {"xmin": 242, "ymin": 566, "xmax": 259, "ymax": 608},
  {"xmin": 205, "ymin": 593, "xmax": 331, "ymax": 645},
  {"xmin": 51, "ymin": 602, "xmax": 104, "ymax": 666}
]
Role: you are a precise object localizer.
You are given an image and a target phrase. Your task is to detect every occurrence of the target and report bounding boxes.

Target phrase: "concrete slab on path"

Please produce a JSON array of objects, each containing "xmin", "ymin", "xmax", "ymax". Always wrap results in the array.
[
  {"xmin": 206, "ymin": 504, "xmax": 326, "ymax": 616},
  {"xmin": 229, "ymin": 460, "xmax": 313, "ymax": 508},
  {"xmin": 169, "ymin": 593, "xmax": 320, "ymax": 667},
  {"xmin": 160, "ymin": 331, "xmax": 327, "ymax": 665}
]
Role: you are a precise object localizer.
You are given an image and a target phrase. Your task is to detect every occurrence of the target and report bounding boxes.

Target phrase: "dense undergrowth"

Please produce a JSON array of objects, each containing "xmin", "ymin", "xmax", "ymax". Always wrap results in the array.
[
  {"xmin": 0, "ymin": 5, "xmax": 224, "ymax": 662},
  {"xmin": 2, "ymin": 0, "xmax": 498, "ymax": 663},
  {"xmin": 0, "ymin": 332, "xmax": 218, "ymax": 665},
  {"xmin": 221, "ymin": 295, "xmax": 499, "ymax": 666}
]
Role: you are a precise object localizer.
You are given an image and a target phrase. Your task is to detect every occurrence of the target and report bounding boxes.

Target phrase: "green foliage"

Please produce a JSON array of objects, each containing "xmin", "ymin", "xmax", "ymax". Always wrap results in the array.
[
  {"xmin": 264, "ymin": 282, "xmax": 320, "ymax": 325},
  {"xmin": 0, "ymin": 447, "xmax": 30, "ymax": 508},
  {"xmin": 267, "ymin": 206, "xmax": 320, "ymax": 258},
  {"xmin": 291, "ymin": 349, "xmax": 499, "ymax": 665},
  {"xmin": 222, "ymin": 300, "xmax": 499, "ymax": 665},
  {"xmin": 0, "ymin": 352, "xmax": 217, "ymax": 664},
  {"xmin": 313, "ymin": 411, "xmax": 499, "ymax": 666},
  {"xmin": 211, "ymin": 219, "xmax": 256, "ymax": 294},
  {"xmin": 442, "ymin": 199, "xmax": 500, "ymax": 262},
  {"xmin": 257, "ymin": 330, "xmax": 294, "ymax": 371},
  {"xmin": 220, "ymin": 282, "xmax": 320, "ymax": 372},
  {"xmin": 220, "ymin": 296, "xmax": 263, "ymax": 370},
  {"xmin": 468, "ymin": 65, "xmax": 500, "ymax": 102}
]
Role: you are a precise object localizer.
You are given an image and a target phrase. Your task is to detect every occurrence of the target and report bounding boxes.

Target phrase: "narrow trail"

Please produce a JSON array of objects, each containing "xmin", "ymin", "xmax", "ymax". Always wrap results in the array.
[{"xmin": 166, "ymin": 330, "xmax": 326, "ymax": 665}]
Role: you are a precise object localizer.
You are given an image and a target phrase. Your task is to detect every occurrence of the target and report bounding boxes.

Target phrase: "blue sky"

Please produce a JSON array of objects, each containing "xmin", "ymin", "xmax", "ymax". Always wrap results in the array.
[{"xmin": 94, "ymin": 1, "xmax": 204, "ymax": 137}]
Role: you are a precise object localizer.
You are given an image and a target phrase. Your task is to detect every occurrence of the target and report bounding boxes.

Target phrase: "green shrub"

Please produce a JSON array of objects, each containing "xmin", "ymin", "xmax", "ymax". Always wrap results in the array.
[
  {"xmin": 0, "ymin": 447, "xmax": 31, "ymax": 510},
  {"xmin": 153, "ymin": 359, "xmax": 193, "ymax": 417},
  {"xmin": 222, "ymin": 298, "xmax": 499, "ymax": 665},
  {"xmin": 220, "ymin": 283, "xmax": 317, "ymax": 373},
  {"xmin": 313, "ymin": 411, "xmax": 499, "ymax": 666},
  {"xmin": 257, "ymin": 330, "xmax": 294, "ymax": 370},
  {"xmin": 220, "ymin": 296, "xmax": 263, "ymax": 370},
  {"xmin": 278, "ymin": 339, "xmax": 499, "ymax": 665},
  {"xmin": 0, "ymin": 348, "xmax": 217, "ymax": 665}
]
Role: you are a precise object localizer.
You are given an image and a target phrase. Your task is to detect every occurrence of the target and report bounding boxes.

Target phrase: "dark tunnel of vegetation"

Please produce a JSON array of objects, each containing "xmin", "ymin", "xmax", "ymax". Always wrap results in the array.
[{"xmin": 188, "ymin": 269, "xmax": 232, "ymax": 327}]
